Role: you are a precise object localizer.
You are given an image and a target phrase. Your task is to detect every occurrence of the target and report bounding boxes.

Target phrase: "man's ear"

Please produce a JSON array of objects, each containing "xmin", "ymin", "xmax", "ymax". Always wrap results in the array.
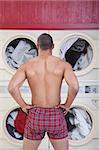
[
  {"xmin": 36, "ymin": 44, "xmax": 39, "ymax": 50},
  {"xmin": 52, "ymin": 44, "xmax": 54, "ymax": 49}
]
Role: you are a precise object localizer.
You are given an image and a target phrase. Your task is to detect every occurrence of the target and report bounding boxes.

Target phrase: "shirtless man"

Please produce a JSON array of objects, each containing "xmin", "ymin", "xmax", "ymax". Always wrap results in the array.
[{"xmin": 8, "ymin": 33, "xmax": 79, "ymax": 150}]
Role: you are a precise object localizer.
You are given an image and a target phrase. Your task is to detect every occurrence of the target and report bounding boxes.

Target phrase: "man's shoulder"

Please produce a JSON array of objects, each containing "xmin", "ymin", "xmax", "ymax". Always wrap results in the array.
[
  {"xmin": 26, "ymin": 57, "xmax": 38, "ymax": 64},
  {"xmin": 19, "ymin": 57, "xmax": 38, "ymax": 70},
  {"xmin": 62, "ymin": 61, "xmax": 72, "ymax": 70},
  {"xmin": 57, "ymin": 58, "xmax": 72, "ymax": 70},
  {"xmin": 51, "ymin": 56, "xmax": 63, "ymax": 63},
  {"xmin": 54, "ymin": 57, "xmax": 70, "ymax": 66},
  {"xmin": 51, "ymin": 56, "xmax": 72, "ymax": 70}
]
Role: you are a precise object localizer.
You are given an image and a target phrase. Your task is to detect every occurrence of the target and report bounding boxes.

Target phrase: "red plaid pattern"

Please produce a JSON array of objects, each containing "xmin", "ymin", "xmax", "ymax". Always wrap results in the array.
[{"xmin": 24, "ymin": 106, "xmax": 68, "ymax": 140}]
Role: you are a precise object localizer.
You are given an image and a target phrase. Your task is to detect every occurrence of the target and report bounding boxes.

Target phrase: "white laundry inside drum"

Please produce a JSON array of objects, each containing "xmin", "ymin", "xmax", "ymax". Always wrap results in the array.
[
  {"xmin": 60, "ymin": 37, "xmax": 93, "ymax": 71},
  {"xmin": 5, "ymin": 107, "xmax": 26, "ymax": 141},
  {"xmin": 5, "ymin": 38, "xmax": 38, "ymax": 69},
  {"xmin": 65, "ymin": 107, "xmax": 93, "ymax": 141}
]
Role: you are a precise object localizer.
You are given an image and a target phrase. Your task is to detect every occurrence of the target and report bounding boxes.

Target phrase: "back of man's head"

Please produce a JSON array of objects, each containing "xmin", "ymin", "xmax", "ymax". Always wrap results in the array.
[{"xmin": 37, "ymin": 33, "xmax": 53, "ymax": 50}]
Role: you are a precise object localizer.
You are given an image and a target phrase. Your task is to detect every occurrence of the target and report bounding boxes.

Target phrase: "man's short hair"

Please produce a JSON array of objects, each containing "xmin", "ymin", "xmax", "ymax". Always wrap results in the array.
[{"xmin": 37, "ymin": 33, "xmax": 53, "ymax": 50}]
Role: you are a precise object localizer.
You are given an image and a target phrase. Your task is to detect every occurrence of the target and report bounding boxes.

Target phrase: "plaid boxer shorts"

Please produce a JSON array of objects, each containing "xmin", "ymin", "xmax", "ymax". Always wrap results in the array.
[{"xmin": 24, "ymin": 106, "xmax": 68, "ymax": 140}]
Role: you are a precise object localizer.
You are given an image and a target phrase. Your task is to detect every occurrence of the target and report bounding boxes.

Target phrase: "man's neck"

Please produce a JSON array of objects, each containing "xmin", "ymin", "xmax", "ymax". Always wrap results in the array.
[{"xmin": 38, "ymin": 49, "xmax": 52, "ymax": 58}]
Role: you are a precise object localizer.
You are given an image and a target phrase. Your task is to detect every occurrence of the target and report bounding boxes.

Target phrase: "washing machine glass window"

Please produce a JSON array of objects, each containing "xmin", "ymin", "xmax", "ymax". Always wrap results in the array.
[
  {"xmin": 65, "ymin": 106, "xmax": 93, "ymax": 141},
  {"xmin": 5, "ymin": 107, "xmax": 27, "ymax": 141},
  {"xmin": 5, "ymin": 38, "xmax": 38, "ymax": 70},
  {"xmin": 59, "ymin": 36, "xmax": 93, "ymax": 72}
]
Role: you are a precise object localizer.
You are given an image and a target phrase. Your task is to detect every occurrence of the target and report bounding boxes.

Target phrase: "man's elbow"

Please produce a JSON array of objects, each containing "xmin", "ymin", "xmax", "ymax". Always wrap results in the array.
[
  {"xmin": 8, "ymin": 84, "xmax": 17, "ymax": 94},
  {"xmin": 71, "ymin": 82, "xmax": 79, "ymax": 94},
  {"xmin": 8, "ymin": 85, "xmax": 13, "ymax": 94},
  {"xmin": 74, "ymin": 83, "xmax": 79, "ymax": 93}
]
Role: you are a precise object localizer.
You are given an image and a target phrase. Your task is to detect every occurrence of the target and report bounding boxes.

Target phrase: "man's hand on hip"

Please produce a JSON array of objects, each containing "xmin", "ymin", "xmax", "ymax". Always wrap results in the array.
[
  {"xmin": 22, "ymin": 105, "xmax": 35, "ymax": 114},
  {"xmin": 56, "ymin": 104, "xmax": 69, "ymax": 115}
]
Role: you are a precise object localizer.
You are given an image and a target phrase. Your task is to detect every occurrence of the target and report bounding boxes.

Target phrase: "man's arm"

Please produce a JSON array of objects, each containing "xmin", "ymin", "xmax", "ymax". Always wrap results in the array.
[
  {"xmin": 64, "ymin": 62, "xmax": 79, "ymax": 109},
  {"xmin": 57, "ymin": 62, "xmax": 79, "ymax": 114},
  {"xmin": 8, "ymin": 64, "xmax": 32, "ymax": 113}
]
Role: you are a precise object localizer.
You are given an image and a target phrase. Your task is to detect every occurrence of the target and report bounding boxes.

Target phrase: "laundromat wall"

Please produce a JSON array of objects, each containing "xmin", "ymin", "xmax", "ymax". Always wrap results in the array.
[{"xmin": 0, "ymin": 30, "xmax": 99, "ymax": 150}]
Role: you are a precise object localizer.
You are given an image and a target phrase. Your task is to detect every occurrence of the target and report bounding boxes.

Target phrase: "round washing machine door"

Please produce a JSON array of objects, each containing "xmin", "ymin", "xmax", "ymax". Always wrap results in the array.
[
  {"xmin": 2, "ymin": 35, "xmax": 38, "ymax": 73},
  {"xmin": 65, "ymin": 105, "xmax": 95, "ymax": 146},
  {"xmin": 58, "ymin": 33, "xmax": 96, "ymax": 76},
  {"xmin": 3, "ymin": 107, "xmax": 27, "ymax": 146}
]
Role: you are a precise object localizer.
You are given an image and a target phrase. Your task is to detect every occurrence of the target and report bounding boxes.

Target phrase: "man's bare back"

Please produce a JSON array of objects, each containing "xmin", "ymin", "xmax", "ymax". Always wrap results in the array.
[{"xmin": 24, "ymin": 55, "xmax": 65, "ymax": 107}]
